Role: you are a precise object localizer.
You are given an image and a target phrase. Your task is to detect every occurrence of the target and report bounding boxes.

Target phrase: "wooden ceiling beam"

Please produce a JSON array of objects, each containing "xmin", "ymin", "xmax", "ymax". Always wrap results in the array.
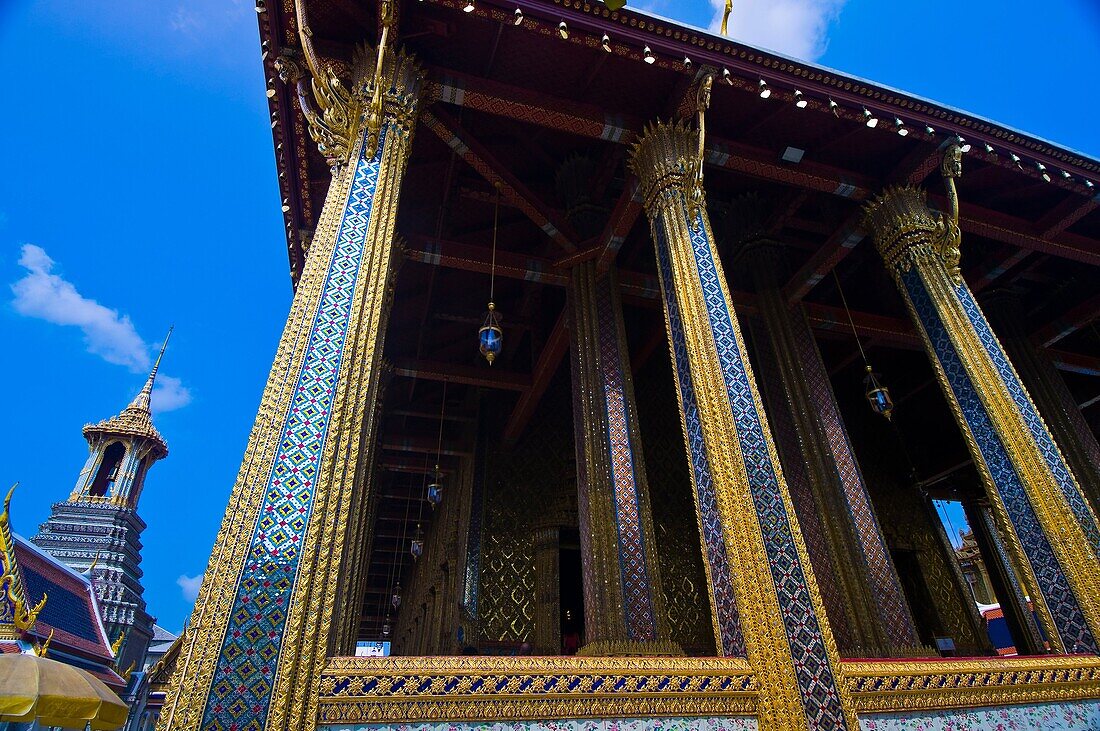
[
  {"xmin": 780, "ymin": 142, "xmax": 945, "ymax": 303},
  {"xmin": 420, "ymin": 108, "xmax": 578, "ymax": 252},
  {"xmin": 391, "ymin": 358, "xmax": 530, "ymax": 391},
  {"xmin": 1033, "ymin": 292, "xmax": 1100, "ymax": 347},
  {"xmin": 426, "ymin": 67, "xmax": 877, "ymax": 199},
  {"xmin": 965, "ymin": 246, "xmax": 1033, "ymax": 294},
  {"xmin": 501, "ymin": 308, "xmax": 570, "ymax": 445},
  {"xmin": 1035, "ymin": 195, "xmax": 1099, "ymax": 238}
]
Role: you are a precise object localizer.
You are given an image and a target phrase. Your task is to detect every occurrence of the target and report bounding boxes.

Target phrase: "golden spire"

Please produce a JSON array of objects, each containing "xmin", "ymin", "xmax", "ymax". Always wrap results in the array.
[
  {"xmin": 83, "ymin": 328, "xmax": 172, "ymax": 459},
  {"xmin": 128, "ymin": 326, "xmax": 173, "ymax": 413}
]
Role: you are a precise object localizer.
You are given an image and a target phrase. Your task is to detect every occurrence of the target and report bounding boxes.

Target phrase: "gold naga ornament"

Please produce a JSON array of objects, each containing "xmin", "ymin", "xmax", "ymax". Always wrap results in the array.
[
  {"xmin": 938, "ymin": 141, "xmax": 964, "ymax": 283},
  {"xmin": 0, "ymin": 485, "xmax": 48, "ymax": 641},
  {"xmin": 687, "ymin": 72, "xmax": 714, "ymax": 226}
]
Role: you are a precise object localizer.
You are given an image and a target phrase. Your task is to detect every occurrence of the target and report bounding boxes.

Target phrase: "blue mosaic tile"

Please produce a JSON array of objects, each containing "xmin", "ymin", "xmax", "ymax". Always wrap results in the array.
[
  {"xmin": 954, "ymin": 283, "xmax": 1100, "ymax": 550},
  {"xmin": 653, "ymin": 221, "xmax": 744, "ymax": 657},
  {"xmin": 903, "ymin": 269, "xmax": 1096, "ymax": 653},
  {"xmin": 201, "ymin": 129, "xmax": 387, "ymax": 731},
  {"xmin": 679, "ymin": 211, "xmax": 845, "ymax": 728},
  {"xmin": 594, "ymin": 281, "xmax": 658, "ymax": 641}
]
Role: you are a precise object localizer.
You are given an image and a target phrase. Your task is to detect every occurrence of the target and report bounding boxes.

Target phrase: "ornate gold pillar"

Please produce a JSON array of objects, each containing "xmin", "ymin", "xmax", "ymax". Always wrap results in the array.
[
  {"xmin": 631, "ymin": 121, "xmax": 855, "ymax": 730},
  {"xmin": 531, "ymin": 524, "xmax": 561, "ymax": 655},
  {"xmin": 747, "ymin": 243, "xmax": 921, "ymax": 657},
  {"xmin": 961, "ymin": 497, "xmax": 1046, "ymax": 654},
  {"xmin": 982, "ymin": 289, "xmax": 1100, "ymax": 515},
  {"xmin": 864, "ymin": 185, "xmax": 1100, "ymax": 654},
  {"xmin": 158, "ymin": 46, "xmax": 422, "ymax": 731},
  {"xmin": 568, "ymin": 261, "xmax": 678, "ymax": 656}
]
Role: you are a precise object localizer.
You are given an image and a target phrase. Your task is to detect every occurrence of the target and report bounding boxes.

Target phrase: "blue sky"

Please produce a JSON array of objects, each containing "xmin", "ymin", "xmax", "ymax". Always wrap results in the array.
[{"xmin": 0, "ymin": 0, "xmax": 1096, "ymax": 634}]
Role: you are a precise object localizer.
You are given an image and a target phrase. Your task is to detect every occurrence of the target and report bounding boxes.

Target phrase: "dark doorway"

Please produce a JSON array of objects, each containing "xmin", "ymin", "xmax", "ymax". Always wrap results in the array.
[{"xmin": 559, "ymin": 528, "xmax": 584, "ymax": 654}]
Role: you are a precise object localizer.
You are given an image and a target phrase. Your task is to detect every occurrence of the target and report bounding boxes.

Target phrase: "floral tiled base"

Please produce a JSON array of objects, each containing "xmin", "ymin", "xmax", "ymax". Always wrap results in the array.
[
  {"xmin": 859, "ymin": 700, "xmax": 1100, "ymax": 730},
  {"xmin": 325, "ymin": 718, "xmax": 758, "ymax": 731}
]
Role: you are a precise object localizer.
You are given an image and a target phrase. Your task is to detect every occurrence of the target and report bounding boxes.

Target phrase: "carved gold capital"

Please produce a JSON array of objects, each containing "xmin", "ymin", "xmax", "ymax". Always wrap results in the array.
[
  {"xmin": 629, "ymin": 120, "xmax": 701, "ymax": 212},
  {"xmin": 291, "ymin": 44, "xmax": 423, "ymax": 167},
  {"xmin": 861, "ymin": 186, "xmax": 944, "ymax": 275},
  {"xmin": 352, "ymin": 43, "xmax": 424, "ymax": 155}
]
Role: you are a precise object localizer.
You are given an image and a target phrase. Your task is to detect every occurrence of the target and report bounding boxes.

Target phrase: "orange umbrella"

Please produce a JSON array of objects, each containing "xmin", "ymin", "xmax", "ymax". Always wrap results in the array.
[{"xmin": 0, "ymin": 653, "xmax": 128, "ymax": 730}]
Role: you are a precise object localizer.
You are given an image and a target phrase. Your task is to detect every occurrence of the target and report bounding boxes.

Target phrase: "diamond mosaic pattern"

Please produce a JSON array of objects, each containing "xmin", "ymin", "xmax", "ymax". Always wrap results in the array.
[
  {"xmin": 748, "ymin": 320, "xmax": 854, "ymax": 652},
  {"xmin": 789, "ymin": 307, "xmax": 916, "ymax": 645},
  {"xmin": 955, "ymin": 284, "xmax": 1100, "ymax": 549},
  {"xmin": 681, "ymin": 212, "xmax": 845, "ymax": 727},
  {"xmin": 653, "ymin": 222, "xmax": 745, "ymax": 658},
  {"xmin": 594, "ymin": 282, "xmax": 657, "ymax": 642},
  {"xmin": 201, "ymin": 130, "xmax": 385, "ymax": 731},
  {"xmin": 903, "ymin": 269, "xmax": 1096, "ymax": 653}
]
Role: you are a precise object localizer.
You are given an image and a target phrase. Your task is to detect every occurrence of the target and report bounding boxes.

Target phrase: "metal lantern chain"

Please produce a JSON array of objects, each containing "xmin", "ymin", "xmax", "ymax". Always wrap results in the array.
[
  {"xmin": 479, "ymin": 185, "xmax": 504, "ymax": 364},
  {"xmin": 832, "ymin": 270, "xmax": 895, "ymax": 420},
  {"xmin": 428, "ymin": 380, "xmax": 447, "ymax": 508}
]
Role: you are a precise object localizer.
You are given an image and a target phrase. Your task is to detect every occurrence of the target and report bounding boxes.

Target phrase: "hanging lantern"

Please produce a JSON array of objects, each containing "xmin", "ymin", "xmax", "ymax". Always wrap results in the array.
[
  {"xmin": 382, "ymin": 619, "xmax": 391, "ymax": 637},
  {"xmin": 864, "ymin": 365, "xmax": 894, "ymax": 421},
  {"xmin": 391, "ymin": 584, "xmax": 402, "ymax": 610},
  {"xmin": 427, "ymin": 465, "xmax": 443, "ymax": 508},
  {"xmin": 479, "ymin": 303, "xmax": 503, "ymax": 364},
  {"xmin": 410, "ymin": 538, "xmax": 423, "ymax": 560}
]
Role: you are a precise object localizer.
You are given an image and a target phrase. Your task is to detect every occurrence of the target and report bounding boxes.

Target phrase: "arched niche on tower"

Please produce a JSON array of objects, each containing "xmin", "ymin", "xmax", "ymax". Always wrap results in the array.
[{"xmin": 89, "ymin": 441, "xmax": 126, "ymax": 498}]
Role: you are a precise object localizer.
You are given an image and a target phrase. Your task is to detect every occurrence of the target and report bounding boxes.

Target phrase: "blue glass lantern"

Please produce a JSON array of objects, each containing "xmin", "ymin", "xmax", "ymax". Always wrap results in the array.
[
  {"xmin": 427, "ymin": 466, "xmax": 443, "ymax": 508},
  {"xmin": 864, "ymin": 365, "xmax": 894, "ymax": 421},
  {"xmin": 479, "ymin": 302, "xmax": 503, "ymax": 365},
  {"xmin": 410, "ymin": 538, "xmax": 423, "ymax": 560}
]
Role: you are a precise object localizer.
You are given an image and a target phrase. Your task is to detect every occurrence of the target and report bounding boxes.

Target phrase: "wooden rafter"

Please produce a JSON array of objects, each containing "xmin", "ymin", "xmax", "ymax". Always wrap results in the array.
[{"xmin": 419, "ymin": 108, "xmax": 578, "ymax": 252}]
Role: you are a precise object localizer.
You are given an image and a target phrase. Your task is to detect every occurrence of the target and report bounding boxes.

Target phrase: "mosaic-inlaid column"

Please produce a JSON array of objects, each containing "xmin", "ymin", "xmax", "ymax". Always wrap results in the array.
[
  {"xmin": 631, "ymin": 121, "xmax": 855, "ymax": 731},
  {"xmin": 568, "ymin": 260, "xmax": 679, "ymax": 656},
  {"xmin": 961, "ymin": 497, "xmax": 1046, "ymax": 655},
  {"xmin": 748, "ymin": 243, "xmax": 921, "ymax": 657},
  {"xmin": 982, "ymin": 289, "xmax": 1100, "ymax": 516},
  {"xmin": 864, "ymin": 185, "xmax": 1100, "ymax": 654},
  {"xmin": 159, "ymin": 47, "xmax": 422, "ymax": 731},
  {"xmin": 531, "ymin": 524, "xmax": 561, "ymax": 655}
]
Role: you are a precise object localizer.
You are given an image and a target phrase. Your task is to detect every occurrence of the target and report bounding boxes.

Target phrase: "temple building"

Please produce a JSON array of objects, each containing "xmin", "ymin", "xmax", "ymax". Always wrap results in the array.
[
  {"xmin": 156, "ymin": 1, "xmax": 1100, "ymax": 730},
  {"xmin": 0, "ymin": 487, "xmax": 126, "ymax": 691}
]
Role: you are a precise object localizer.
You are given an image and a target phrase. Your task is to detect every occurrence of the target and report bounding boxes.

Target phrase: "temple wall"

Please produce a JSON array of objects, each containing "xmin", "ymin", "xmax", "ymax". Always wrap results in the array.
[
  {"xmin": 635, "ymin": 352, "xmax": 715, "ymax": 656},
  {"xmin": 478, "ymin": 372, "xmax": 573, "ymax": 646}
]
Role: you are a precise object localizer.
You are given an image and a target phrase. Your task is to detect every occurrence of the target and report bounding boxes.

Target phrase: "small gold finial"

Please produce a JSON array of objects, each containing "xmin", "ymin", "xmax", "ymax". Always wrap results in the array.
[
  {"xmin": 720, "ymin": 1, "xmax": 733, "ymax": 35},
  {"xmin": 111, "ymin": 630, "xmax": 126, "ymax": 657},
  {"xmin": 35, "ymin": 628, "xmax": 54, "ymax": 657}
]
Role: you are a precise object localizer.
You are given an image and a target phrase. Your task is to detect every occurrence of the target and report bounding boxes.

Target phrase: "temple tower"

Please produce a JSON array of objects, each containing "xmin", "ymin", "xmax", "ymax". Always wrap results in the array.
[{"xmin": 32, "ymin": 333, "xmax": 172, "ymax": 674}]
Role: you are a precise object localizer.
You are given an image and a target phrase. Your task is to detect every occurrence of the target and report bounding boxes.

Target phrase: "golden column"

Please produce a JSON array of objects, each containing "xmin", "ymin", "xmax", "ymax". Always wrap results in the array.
[
  {"xmin": 568, "ymin": 262, "xmax": 679, "ymax": 656},
  {"xmin": 747, "ymin": 242, "xmax": 921, "ymax": 657},
  {"xmin": 863, "ymin": 165, "xmax": 1100, "ymax": 654},
  {"xmin": 982, "ymin": 289, "xmax": 1100, "ymax": 515},
  {"xmin": 158, "ymin": 45, "xmax": 422, "ymax": 731},
  {"xmin": 631, "ymin": 120, "xmax": 856, "ymax": 730}
]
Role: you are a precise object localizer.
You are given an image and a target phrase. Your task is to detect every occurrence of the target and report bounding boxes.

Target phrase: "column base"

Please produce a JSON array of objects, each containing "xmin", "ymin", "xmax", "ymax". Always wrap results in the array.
[{"xmin": 577, "ymin": 640, "xmax": 684, "ymax": 657}]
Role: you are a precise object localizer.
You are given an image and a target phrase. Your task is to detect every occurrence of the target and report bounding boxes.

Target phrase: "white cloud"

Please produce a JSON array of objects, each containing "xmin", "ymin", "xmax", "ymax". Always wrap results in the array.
[
  {"xmin": 12, "ymin": 244, "xmax": 150, "ymax": 372},
  {"xmin": 169, "ymin": 7, "xmax": 202, "ymax": 37},
  {"xmin": 152, "ymin": 374, "xmax": 193, "ymax": 413},
  {"xmin": 177, "ymin": 573, "xmax": 203, "ymax": 602},
  {"xmin": 707, "ymin": 0, "xmax": 847, "ymax": 61}
]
